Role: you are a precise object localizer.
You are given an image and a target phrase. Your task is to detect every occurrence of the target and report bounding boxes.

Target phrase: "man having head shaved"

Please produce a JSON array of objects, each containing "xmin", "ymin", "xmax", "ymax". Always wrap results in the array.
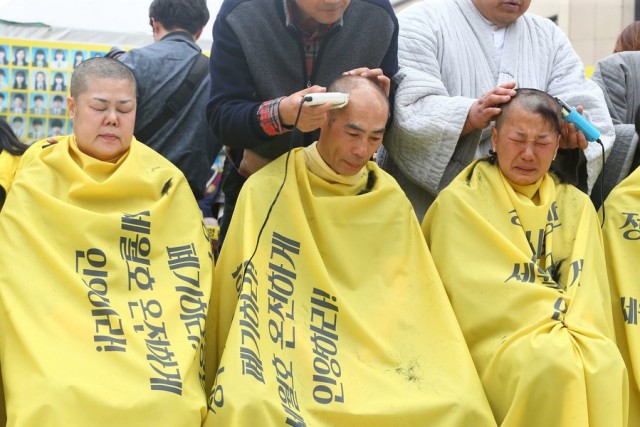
[{"xmin": 380, "ymin": 0, "xmax": 614, "ymax": 221}]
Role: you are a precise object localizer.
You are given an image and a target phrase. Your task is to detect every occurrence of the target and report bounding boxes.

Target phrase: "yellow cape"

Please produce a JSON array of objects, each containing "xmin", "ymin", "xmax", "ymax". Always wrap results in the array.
[
  {"xmin": 423, "ymin": 160, "xmax": 628, "ymax": 427},
  {"xmin": 205, "ymin": 148, "xmax": 496, "ymax": 426},
  {"xmin": 0, "ymin": 148, "xmax": 22, "ymax": 197},
  {"xmin": 0, "ymin": 135, "xmax": 214, "ymax": 427},
  {"xmin": 602, "ymin": 165, "xmax": 640, "ymax": 426}
]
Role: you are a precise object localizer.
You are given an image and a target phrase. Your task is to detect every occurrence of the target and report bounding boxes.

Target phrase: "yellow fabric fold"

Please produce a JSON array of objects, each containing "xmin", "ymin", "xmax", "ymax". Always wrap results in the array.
[
  {"xmin": 205, "ymin": 148, "xmax": 496, "ymax": 426},
  {"xmin": 602, "ymin": 165, "xmax": 640, "ymax": 426},
  {"xmin": 0, "ymin": 135, "xmax": 214, "ymax": 427},
  {"xmin": 423, "ymin": 160, "xmax": 628, "ymax": 427},
  {"xmin": 302, "ymin": 141, "xmax": 367, "ymax": 187},
  {"xmin": 0, "ymin": 149, "xmax": 22, "ymax": 196}
]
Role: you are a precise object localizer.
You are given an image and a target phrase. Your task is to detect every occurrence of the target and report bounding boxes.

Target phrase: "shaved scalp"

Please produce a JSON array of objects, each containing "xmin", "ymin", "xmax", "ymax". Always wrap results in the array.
[
  {"xmin": 70, "ymin": 57, "xmax": 136, "ymax": 98},
  {"xmin": 149, "ymin": 0, "xmax": 209, "ymax": 36},
  {"xmin": 496, "ymin": 88, "xmax": 562, "ymax": 134},
  {"xmin": 328, "ymin": 75, "xmax": 389, "ymax": 116}
]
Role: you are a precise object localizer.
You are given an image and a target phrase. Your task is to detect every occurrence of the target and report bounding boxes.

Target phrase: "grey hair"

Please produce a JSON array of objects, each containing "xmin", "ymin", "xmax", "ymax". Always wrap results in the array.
[
  {"xmin": 328, "ymin": 74, "xmax": 389, "ymax": 113},
  {"xmin": 70, "ymin": 57, "xmax": 136, "ymax": 98}
]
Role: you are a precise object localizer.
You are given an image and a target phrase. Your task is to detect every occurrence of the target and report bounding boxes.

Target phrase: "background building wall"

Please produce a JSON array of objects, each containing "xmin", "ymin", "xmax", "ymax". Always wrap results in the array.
[{"xmin": 528, "ymin": 0, "xmax": 635, "ymax": 67}]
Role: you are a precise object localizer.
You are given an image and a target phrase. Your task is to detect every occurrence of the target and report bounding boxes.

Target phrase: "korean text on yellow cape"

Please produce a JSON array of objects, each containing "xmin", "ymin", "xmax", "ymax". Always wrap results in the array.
[
  {"xmin": 0, "ymin": 136, "xmax": 214, "ymax": 427},
  {"xmin": 423, "ymin": 160, "xmax": 627, "ymax": 427}
]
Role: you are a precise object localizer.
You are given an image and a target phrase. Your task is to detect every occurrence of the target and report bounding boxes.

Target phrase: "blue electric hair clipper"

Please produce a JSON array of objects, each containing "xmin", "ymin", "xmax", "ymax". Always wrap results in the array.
[{"xmin": 555, "ymin": 97, "xmax": 601, "ymax": 142}]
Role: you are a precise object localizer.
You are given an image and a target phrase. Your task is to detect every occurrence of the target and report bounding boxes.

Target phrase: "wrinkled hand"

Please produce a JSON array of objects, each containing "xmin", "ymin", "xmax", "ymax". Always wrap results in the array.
[
  {"xmin": 279, "ymin": 86, "xmax": 335, "ymax": 133},
  {"xmin": 560, "ymin": 105, "xmax": 589, "ymax": 150},
  {"xmin": 462, "ymin": 81, "xmax": 517, "ymax": 136},
  {"xmin": 343, "ymin": 68, "xmax": 391, "ymax": 96}
]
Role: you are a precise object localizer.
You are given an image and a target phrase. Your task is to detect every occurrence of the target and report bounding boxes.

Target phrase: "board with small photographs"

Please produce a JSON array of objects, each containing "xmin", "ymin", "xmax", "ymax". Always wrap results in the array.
[{"xmin": 0, "ymin": 38, "xmax": 114, "ymax": 144}]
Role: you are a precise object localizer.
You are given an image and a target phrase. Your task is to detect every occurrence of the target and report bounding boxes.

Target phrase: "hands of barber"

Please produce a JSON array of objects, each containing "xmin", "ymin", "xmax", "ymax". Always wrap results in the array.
[
  {"xmin": 560, "ymin": 105, "xmax": 589, "ymax": 150},
  {"xmin": 462, "ymin": 81, "xmax": 517, "ymax": 136},
  {"xmin": 279, "ymin": 86, "xmax": 334, "ymax": 133},
  {"xmin": 46, "ymin": 137, "xmax": 59, "ymax": 144},
  {"xmin": 343, "ymin": 67, "xmax": 391, "ymax": 97}
]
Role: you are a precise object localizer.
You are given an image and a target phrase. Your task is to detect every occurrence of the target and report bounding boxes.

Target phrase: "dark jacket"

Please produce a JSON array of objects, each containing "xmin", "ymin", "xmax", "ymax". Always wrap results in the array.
[
  {"xmin": 207, "ymin": 0, "xmax": 398, "ymax": 242},
  {"xmin": 591, "ymin": 51, "xmax": 640, "ymax": 208},
  {"xmin": 120, "ymin": 31, "xmax": 219, "ymax": 199}
]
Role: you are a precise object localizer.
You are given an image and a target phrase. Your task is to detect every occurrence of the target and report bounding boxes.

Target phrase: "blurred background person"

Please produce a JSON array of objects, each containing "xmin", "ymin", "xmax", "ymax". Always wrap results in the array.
[
  {"xmin": 32, "ymin": 48, "xmax": 48, "ymax": 68},
  {"xmin": 51, "ymin": 49, "xmax": 67, "ymax": 68},
  {"xmin": 12, "ymin": 70, "xmax": 27, "ymax": 90},
  {"xmin": 50, "ymin": 72, "xmax": 67, "ymax": 92},
  {"xmin": 614, "ymin": 21, "xmax": 640, "ymax": 53}
]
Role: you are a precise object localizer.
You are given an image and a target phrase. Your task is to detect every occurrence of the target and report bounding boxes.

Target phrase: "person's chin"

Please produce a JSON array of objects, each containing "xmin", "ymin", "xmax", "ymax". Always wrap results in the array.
[
  {"xmin": 95, "ymin": 140, "xmax": 128, "ymax": 160},
  {"xmin": 496, "ymin": 9, "xmax": 523, "ymax": 25}
]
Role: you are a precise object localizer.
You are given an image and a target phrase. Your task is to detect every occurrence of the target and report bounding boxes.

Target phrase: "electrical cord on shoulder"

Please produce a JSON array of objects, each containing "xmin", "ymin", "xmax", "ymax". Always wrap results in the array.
[
  {"xmin": 357, "ymin": 169, "xmax": 377, "ymax": 195},
  {"xmin": 596, "ymin": 138, "xmax": 606, "ymax": 227},
  {"xmin": 239, "ymin": 97, "xmax": 308, "ymax": 284}
]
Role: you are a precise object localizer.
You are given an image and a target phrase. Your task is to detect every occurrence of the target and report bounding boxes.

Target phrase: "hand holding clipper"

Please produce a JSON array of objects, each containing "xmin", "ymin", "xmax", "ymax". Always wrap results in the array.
[
  {"xmin": 555, "ymin": 97, "xmax": 601, "ymax": 142},
  {"xmin": 303, "ymin": 92, "xmax": 349, "ymax": 109}
]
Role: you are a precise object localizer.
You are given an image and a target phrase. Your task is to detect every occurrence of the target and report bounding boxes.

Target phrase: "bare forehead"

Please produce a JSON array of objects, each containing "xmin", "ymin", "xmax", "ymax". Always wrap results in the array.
[
  {"xmin": 79, "ymin": 78, "xmax": 136, "ymax": 99},
  {"xmin": 87, "ymin": 77, "xmax": 134, "ymax": 90},
  {"xmin": 502, "ymin": 108, "xmax": 551, "ymax": 125}
]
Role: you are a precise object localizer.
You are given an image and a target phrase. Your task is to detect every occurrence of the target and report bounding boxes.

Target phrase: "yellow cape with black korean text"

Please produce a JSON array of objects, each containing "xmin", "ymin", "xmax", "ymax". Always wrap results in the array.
[
  {"xmin": 0, "ymin": 136, "xmax": 214, "ymax": 427},
  {"xmin": 601, "ymin": 165, "xmax": 640, "ymax": 427},
  {"xmin": 423, "ymin": 160, "xmax": 628, "ymax": 427},
  {"xmin": 204, "ymin": 148, "xmax": 496, "ymax": 426}
]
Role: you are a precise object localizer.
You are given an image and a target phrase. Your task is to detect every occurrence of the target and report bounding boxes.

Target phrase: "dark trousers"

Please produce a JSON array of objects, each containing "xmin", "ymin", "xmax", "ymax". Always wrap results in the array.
[{"xmin": 218, "ymin": 156, "xmax": 246, "ymax": 249}]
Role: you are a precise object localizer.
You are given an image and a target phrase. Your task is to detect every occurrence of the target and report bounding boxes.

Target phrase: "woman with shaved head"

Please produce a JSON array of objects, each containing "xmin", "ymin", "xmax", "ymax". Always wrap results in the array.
[{"xmin": 423, "ymin": 88, "xmax": 628, "ymax": 427}]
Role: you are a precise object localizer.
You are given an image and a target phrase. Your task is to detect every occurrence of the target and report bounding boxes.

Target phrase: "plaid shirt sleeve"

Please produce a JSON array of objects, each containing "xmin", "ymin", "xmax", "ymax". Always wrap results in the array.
[{"xmin": 257, "ymin": 96, "xmax": 291, "ymax": 136}]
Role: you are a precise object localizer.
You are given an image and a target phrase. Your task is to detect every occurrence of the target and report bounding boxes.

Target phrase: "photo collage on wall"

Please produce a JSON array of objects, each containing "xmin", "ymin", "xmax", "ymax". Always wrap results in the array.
[{"xmin": 0, "ymin": 38, "xmax": 113, "ymax": 144}]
